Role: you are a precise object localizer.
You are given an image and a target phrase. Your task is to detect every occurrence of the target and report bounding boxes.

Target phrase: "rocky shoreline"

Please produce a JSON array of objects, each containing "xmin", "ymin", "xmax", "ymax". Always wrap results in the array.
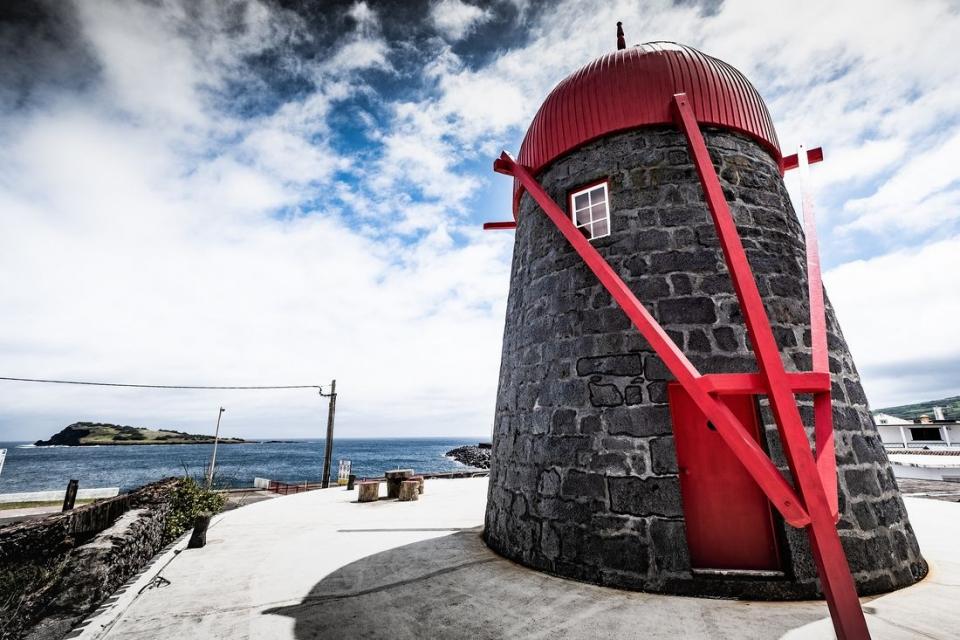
[{"xmin": 445, "ymin": 444, "xmax": 491, "ymax": 469}]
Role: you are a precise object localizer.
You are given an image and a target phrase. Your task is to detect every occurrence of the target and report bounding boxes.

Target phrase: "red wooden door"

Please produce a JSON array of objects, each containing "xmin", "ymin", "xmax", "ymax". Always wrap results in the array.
[{"xmin": 668, "ymin": 384, "xmax": 782, "ymax": 572}]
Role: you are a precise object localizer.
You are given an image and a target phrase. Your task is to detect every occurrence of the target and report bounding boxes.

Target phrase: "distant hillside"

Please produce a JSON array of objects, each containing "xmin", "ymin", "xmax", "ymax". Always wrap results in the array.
[
  {"xmin": 875, "ymin": 396, "xmax": 960, "ymax": 421},
  {"xmin": 34, "ymin": 422, "xmax": 248, "ymax": 446}
]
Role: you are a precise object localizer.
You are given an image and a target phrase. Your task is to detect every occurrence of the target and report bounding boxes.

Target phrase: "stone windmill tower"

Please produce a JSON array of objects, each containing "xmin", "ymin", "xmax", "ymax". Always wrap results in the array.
[{"xmin": 483, "ymin": 36, "xmax": 925, "ymax": 638}]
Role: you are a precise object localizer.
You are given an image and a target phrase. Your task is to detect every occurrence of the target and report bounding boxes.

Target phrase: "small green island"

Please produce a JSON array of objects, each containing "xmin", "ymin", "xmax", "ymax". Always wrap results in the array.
[{"xmin": 34, "ymin": 422, "xmax": 249, "ymax": 446}]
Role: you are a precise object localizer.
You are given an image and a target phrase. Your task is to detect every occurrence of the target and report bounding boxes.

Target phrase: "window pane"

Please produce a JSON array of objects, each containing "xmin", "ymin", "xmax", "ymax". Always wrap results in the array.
[
  {"xmin": 574, "ymin": 193, "xmax": 590, "ymax": 210},
  {"xmin": 910, "ymin": 427, "xmax": 943, "ymax": 441},
  {"xmin": 578, "ymin": 224, "xmax": 593, "ymax": 239},
  {"xmin": 592, "ymin": 218, "xmax": 609, "ymax": 237},
  {"xmin": 589, "ymin": 186, "xmax": 607, "ymax": 204},
  {"xmin": 575, "ymin": 207, "xmax": 591, "ymax": 226},
  {"xmin": 590, "ymin": 203, "xmax": 607, "ymax": 223}
]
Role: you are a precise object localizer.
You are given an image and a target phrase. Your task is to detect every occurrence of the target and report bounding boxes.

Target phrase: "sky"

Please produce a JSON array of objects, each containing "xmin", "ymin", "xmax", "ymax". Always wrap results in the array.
[{"xmin": 0, "ymin": 0, "xmax": 958, "ymax": 441}]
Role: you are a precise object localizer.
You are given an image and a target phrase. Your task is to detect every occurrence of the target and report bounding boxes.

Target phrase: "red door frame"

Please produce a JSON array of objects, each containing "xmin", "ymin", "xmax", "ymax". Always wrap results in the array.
[
  {"xmin": 669, "ymin": 386, "xmax": 782, "ymax": 572},
  {"xmin": 487, "ymin": 93, "xmax": 869, "ymax": 639}
]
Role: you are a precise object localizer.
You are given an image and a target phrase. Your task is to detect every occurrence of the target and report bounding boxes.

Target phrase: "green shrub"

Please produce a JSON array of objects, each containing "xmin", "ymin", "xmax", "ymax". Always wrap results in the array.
[{"xmin": 163, "ymin": 478, "xmax": 225, "ymax": 544}]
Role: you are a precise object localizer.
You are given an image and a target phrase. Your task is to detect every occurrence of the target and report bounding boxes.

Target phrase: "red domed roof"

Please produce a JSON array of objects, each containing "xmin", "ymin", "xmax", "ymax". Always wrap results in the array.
[{"xmin": 513, "ymin": 41, "xmax": 781, "ymax": 212}]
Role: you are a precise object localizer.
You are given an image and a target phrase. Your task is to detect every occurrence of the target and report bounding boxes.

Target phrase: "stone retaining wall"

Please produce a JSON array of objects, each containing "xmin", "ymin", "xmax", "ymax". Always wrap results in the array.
[{"xmin": 0, "ymin": 479, "xmax": 179, "ymax": 640}]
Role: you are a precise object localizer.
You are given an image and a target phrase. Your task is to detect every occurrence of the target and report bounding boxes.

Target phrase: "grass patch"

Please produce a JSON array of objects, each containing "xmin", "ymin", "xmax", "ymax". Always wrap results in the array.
[{"xmin": 0, "ymin": 499, "xmax": 95, "ymax": 512}]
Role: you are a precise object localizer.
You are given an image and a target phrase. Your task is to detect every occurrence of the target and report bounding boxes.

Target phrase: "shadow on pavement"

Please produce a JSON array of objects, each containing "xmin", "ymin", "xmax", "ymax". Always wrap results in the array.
[{"xmin": 263, "ymin": 526, "xmax": 826, "ymax": 640}]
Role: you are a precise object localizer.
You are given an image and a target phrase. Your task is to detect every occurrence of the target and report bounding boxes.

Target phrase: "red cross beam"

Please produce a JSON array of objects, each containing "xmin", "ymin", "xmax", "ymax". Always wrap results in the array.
[{"xmin": 490, "ymin": 94, "xmax": 868, "ymax": 639}]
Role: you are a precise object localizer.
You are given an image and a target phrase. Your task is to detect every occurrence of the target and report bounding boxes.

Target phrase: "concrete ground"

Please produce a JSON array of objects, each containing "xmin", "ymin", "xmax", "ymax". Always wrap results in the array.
[
  {"xmin": 895, "ymin": 478, "xmax": 960, "ymax": 502},
  {"xmin": 73, "ymin": 478, "xmax": 960, "ymax": 640}
]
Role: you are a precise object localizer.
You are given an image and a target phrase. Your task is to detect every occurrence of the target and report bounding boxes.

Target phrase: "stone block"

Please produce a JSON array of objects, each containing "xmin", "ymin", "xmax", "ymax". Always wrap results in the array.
[
  {"xmin": 650, "ymin": 518, "xmax": 690, "ymax": 572},
  {"xmin": 650, "ymin": 436, "xmax": 679, "ymax": 475},
  {"xmin": 589, "ymin": 382, "xmax": 624, "ymax": 407},
  {"xmin": 542, "ymin": 436, "xmax": 590, "ymax": 465},
  {"xmin": 561, "ymin": 470, "xmax": 607, "ymax": 500},
  {"xmin": 844, "ymin": 468, "xmax": 882, "ymax": 498},
  {"xmin": 712, "ymin": 326, "xmax": 739, "ymax": 352},
  {"xmin": 686, "ymin": 329, "xmax": 711, "ymax": 352},
  {"xmin": 541, "ymin": 521, "xmax": 560, "ymax": 560},
  {"xmin": 538, "ymin": 469, "xmax": 561, "ymax": 496},
  {"xmin": 648, "ymin": 250, "xmax": 717, "ymax": 274},
  {"xmin": 576, "ymin": 353, "xmax": 643, "ymax": 376},
  {"xmin": 605, "ymin": 405, "xmax": 672, "ymax": 437},
  {"xmin": 585, "ymin": 452, "xmax": 632, "ymax": 476},
  {"xmin": 647, "ymin": 381, "xmax": 668, "ymax": 403},
  {"xmin": 658, "ymin": 296, "xmax": 718, "ymax": 324},
  {"xmin": 624, "ymin": 385, "xmax": 643, "ymax": 405},
  {"xmin": 551, "ymin": 409, "xmax": 577, "ymax": 435},
  {"xmin": 584, "ymin": 533, "xmax": 650, "ymax": 573},
  {"xmin": 608, "ymin": 476, "xmax": 683, "ymax": 518},
  {"xmin": 669, "ymin": 273, "xmax": 693, "ymax": 295},
  {"xmin": 579, "ymin": 414, "xmax": 602, "ymax": 434},
  {"xmin": 643, "ymin": 356, "xmax": 672, "ymax": 381}
]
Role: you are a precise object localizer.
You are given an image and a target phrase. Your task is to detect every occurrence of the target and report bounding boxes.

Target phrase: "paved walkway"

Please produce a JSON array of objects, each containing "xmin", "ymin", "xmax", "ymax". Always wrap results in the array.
[{"xmin": 74, "ymin": 478, "xmax": 960, "ymax": 640}]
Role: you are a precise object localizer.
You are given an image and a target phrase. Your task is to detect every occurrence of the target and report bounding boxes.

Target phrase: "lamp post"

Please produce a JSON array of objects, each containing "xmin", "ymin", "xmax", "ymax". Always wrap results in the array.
[{"xmin": 206, "ymin": 407, "xmax": 226, "ymax": 489}]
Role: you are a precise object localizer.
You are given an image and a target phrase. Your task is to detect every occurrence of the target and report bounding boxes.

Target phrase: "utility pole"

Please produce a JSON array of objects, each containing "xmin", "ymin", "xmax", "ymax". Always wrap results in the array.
[
  {"xmin": 205, "ymin": 406, "xmax": 226, "ymax": 489},
  {"xmin": 320, "ymin": 379, "xmax": 337, "ymax": 488}
]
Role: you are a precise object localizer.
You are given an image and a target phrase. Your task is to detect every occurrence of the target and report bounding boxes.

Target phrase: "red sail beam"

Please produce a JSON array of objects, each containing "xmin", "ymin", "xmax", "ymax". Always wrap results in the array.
[
  {"xmin": 786, "ymin": 144, "xmax": 837, "ymax": 516},
  {"xmin": 671, "ymin": 94, "xmax": 867, "ymax": 640},
  {"xmin": 493, "ymin": 151, "xmax": 809, "ymax": 528}
]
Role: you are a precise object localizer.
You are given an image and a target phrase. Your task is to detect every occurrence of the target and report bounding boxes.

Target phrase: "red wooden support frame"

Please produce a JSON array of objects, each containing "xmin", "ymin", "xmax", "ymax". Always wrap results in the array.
[
  {"xmin": 786, "ymin": 144, "xmax": 837, "ymax": 517},
  {"xmin": 490, "ymin": 95, "xmax": 869, "ymax": 638},
  {"xmin": 494, "ymin": 151, "xmax": 809, "ymax": 527}
]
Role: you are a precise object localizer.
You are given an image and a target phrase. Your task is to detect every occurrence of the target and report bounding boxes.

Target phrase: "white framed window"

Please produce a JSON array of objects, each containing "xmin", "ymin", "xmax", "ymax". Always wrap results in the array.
[{"xmin": 569, "ymin": 182, "xmax": 611, "ymax": 240}]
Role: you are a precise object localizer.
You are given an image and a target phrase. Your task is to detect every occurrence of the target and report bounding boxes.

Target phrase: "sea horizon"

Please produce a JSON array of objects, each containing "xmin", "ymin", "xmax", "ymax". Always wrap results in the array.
[
  {"xmin": 0, "ymin": 436, "xmax": 487, "ymax": 494},
  {"xmin": 5, "ymin": 434, "xmax": 492, "ymax": 445}
]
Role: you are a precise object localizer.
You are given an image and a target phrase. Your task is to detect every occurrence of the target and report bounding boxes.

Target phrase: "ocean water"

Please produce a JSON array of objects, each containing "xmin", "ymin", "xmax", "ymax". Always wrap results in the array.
[{"xmin": 0, "ymin": 438, "xmax": 485, "ymax": 494}]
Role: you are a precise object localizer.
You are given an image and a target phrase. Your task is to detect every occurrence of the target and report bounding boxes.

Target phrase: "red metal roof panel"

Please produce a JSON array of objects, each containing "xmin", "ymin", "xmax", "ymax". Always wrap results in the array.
[{"xmin": 512, "ymin": 42, "xmax": 781, "ymax": 213}]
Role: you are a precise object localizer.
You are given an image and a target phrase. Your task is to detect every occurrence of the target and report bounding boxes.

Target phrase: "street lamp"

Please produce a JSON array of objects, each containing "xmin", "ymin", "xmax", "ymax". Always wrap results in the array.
[{"xmin": 205, "ymin": 407, "xmax": 226, "ymax": 489}]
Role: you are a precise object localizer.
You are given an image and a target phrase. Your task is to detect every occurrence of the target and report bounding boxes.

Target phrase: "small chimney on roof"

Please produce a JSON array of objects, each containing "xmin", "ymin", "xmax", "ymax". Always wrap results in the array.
[
  {"xmin": 616, "ymin": 22, "xmax": 626, "ymax": 50},
  {"xmin": 933, "ymin": 406, "xmax": 946, "ymax": 421}
]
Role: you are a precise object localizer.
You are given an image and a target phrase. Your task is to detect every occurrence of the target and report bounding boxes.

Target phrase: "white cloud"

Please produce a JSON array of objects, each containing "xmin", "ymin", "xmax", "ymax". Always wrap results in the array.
[
  {"xmin": 825, "ymin": 236, "xmax": 960, "ymax": 407},
  {"xmin": 2, "ymin": 0, "xmax": 959, "ymax": 442},
  {"xmin": 840, "ymin": 129, "xmax": 960, "ymax": 233},
  {"xmin": 429, "ymin": 0, "xmax": 492, "ymax": 41},
  {"xmin": 0, "ymin": 0, "xmax": 509, "ymax": 440}
]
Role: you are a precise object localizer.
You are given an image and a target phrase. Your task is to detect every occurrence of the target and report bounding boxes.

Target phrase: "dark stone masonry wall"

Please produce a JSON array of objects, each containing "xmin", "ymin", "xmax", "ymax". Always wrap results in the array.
[
  {"xmin": 0, "ymin": 480, "xmax": 179, "ymax": 640},
  {"xmin": 483, "ymin": 127, "xmax": 927, "ymax": 599}
]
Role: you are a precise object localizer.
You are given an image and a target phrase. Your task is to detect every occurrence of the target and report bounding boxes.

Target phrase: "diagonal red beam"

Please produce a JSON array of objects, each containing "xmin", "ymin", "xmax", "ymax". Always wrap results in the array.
[
  {"xmin": 495, "ymin": 151, "xmax": 810, "ymax": 528},
  {"xmin": 794, "ymin": 144, "xmax": 829, "ymax": 374},
  {"xmin": 672, "ymin": 94, "xmax": 868, "ymax": 640},
  {"xmin": 790, "ymin": 144, "xmax": 838, "ymax": 517}
]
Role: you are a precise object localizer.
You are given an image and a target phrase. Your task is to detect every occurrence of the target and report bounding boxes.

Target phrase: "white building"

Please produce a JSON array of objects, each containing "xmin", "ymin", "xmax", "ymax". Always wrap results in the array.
[{"xmin": 874, "ymin": 407, "xmax": 960, "ymax": 449}]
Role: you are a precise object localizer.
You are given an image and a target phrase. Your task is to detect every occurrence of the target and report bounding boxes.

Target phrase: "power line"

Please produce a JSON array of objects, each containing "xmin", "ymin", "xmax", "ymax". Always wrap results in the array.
[{"xmin": 0, "ymin": 376, "xmax": 324, "ymax": 391}]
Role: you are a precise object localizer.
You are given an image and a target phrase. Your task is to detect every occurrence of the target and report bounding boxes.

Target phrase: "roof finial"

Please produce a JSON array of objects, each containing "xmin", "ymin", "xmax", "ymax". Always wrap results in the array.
[{"xmin": 616, "ymin": 22, "xmax": 626, "ymax": 50}]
